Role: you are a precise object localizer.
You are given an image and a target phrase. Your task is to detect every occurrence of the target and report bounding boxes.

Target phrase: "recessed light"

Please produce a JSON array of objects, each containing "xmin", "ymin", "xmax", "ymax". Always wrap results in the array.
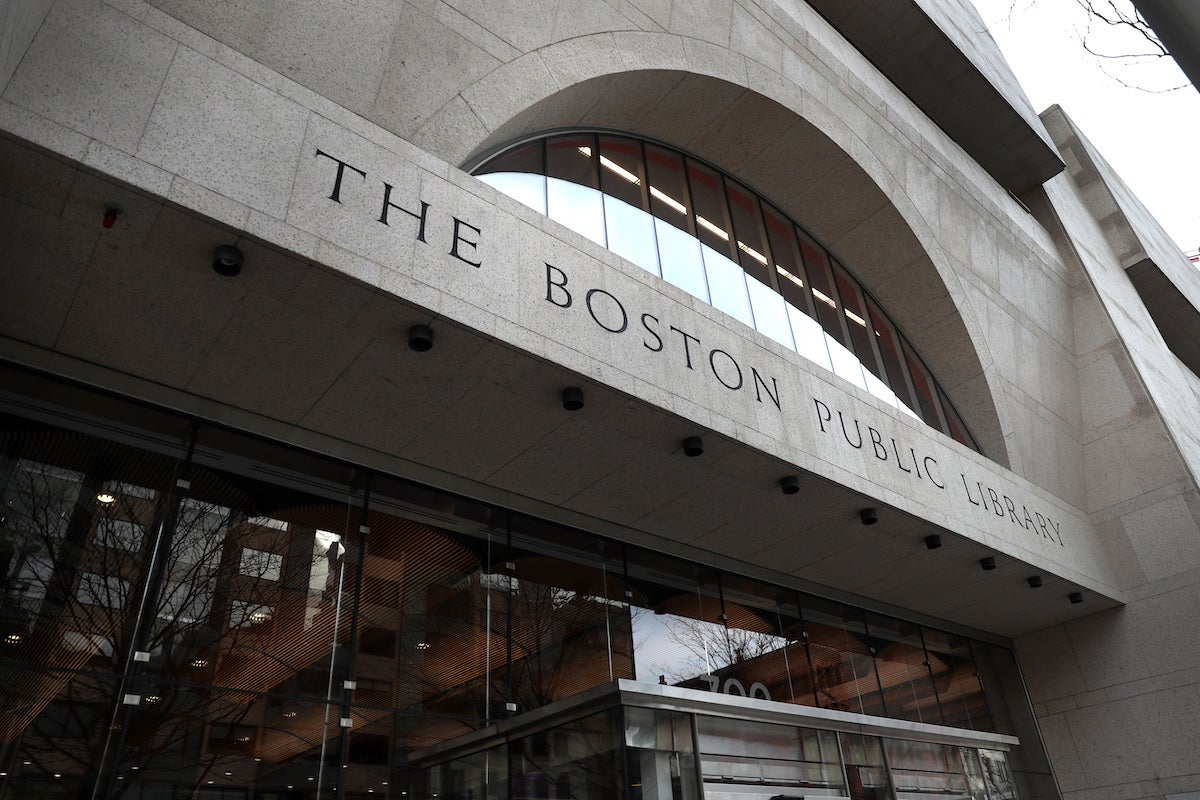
[{"xmin": 97, "ymin": 493, "xmax": 116, "ymax": 504}]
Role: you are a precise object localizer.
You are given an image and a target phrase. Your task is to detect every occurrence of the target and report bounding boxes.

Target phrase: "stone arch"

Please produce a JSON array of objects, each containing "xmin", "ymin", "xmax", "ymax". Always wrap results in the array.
[{"xmin": 427, "ymin": 37, "xmax": 1008, "ymax": 464}]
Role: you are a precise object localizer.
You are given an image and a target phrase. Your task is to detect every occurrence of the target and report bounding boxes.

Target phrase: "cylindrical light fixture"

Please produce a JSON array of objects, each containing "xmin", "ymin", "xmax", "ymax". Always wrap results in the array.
[
  {"xmin": 561, "ymin": 386, "xmax": 584, "ymax": 411},
  {"xmin": 408, "ymin": 324, "xmax": 433, "ymax": 352},
  {"xmin": 1027, "ymin": 575, "xmax": 1044, "ymax": 588},
  {"xmin": 979, "ymin": 556, "xmax": 997, "ymax": 571},
  {"xmin": 682, "ymin": 436, "xmax": 704, "ymax": 457},
  {"xmin": 1069, "ymin": 591, "xmax": 1084, "ymax": 604},
  {"xmin": 779, "ymin": 475, "xmax": 801, "ymax": 495},
  {"xmin": 924, "ymin": 534, "xmax": 942, "ymax": 550},
  {"xmin": 212, "ymin": 244, "xmax": 243, "ymax": 276},
  {"xmin": 859, "ymin": 508, "xmax": 878, "ymax": 526}
]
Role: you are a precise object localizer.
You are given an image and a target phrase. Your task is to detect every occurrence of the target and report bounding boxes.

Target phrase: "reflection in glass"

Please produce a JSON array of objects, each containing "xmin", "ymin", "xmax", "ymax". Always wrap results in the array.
[{"xmin": 697, "ymin": 717, "xmax": 846, "ymax": 799}]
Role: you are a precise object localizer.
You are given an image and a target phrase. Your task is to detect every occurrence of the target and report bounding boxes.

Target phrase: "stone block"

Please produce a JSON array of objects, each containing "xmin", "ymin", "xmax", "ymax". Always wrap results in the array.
[
  {"xmin": 4, "ymin": 0, "xmax": 177, "ymax": 151},
  {"xmin": 139, "ymin": 48, "xmax": 308, "ymax": 219}
]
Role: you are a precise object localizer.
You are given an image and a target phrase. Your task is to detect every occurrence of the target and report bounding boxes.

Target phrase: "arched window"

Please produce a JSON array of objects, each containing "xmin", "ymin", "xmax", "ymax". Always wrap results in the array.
[{"xmin": 472, "ymin": 132, "xmax": 979, "ymax": 451}]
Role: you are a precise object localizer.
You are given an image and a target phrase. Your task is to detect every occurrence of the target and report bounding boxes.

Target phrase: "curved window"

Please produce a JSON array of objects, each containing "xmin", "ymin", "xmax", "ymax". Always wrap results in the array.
[{"xmin": 473, "ymin": 132, "xmax": 980, "ymax": 451}]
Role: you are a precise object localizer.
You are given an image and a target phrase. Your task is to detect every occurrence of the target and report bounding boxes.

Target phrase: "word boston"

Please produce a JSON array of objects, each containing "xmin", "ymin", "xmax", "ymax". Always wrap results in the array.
[
  {"xmin": 814, "ymin": 397, "xmax": 1067, "ymax": 549},
  {"xmin": 544, "ymin": 263, "xmax": 782, "ymax": 411}
]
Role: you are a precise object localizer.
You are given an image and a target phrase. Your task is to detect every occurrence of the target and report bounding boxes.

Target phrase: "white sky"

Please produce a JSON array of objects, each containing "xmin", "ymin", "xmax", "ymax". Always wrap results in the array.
[{"xmin": 969, "ymin": 0, "xmax": 1200, "ymax": 253}]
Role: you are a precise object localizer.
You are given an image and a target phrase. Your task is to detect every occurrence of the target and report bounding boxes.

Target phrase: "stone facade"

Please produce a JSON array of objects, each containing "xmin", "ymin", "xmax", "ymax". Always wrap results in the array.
[{"xmin": 1, "ymin": 0, "xmax": 1198, "ymax": 798}]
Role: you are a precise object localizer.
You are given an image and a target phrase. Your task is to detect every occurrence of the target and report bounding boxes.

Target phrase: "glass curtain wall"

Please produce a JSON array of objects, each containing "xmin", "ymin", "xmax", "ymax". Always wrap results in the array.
[
  {"xmin": 0, "ymin": 376, "xmax": 1051, "ymax": 799},
  {"xmin": 473, "ymin": 132, "xmax": 979, "ymax": 452}
]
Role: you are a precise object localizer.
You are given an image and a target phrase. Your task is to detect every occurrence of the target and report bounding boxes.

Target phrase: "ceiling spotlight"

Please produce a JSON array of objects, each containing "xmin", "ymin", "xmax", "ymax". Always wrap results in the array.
[
  {"xmin": 408, "ymin": 324, "xmax": 433, "ymax": 352},
  {"xmin": 103, "ymin": 202, "xmax": 123, "ymax": 229},
  {"xmin": 924, "ymin": 534, "xmax": 942, "ymax": 550},
  {"xmin": 96, "ymin": 492, "xmax": 117, "ymax": 505},
  {"xmin": 979, "ymin": 556, "xmax": 996, "ymax": 571},
  {"xmin": 212, "ymin": 244, "xmax": 243, "ymax": 277},
  {"xmin": 1027, "ymin": 575, "xmax": 1043, "ymax": 588},
  {"xmin": 561, "ymin": 386, "xmax": 584, "ymax": 411},
  {"xmin": 1069, "ymin": 591, "xmax": 1084, "ymax": 604},
  {"xmin": 682, "ymin": 436, "xmax": 704, "ymax": 457},
  {"xmin": 779, "ymin": 475, "xmax": 800, "ymax": 495},
  {"xmin": 859, "ymin": 508, "xmax": 878, "ymax": 526}
]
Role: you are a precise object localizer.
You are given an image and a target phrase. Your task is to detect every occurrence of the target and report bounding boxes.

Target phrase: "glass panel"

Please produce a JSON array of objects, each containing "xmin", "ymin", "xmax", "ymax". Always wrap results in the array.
[
  {"xmin": 726, "ymin": 178, "xmax": 773, "ymax": 287},
  {"xmin": 547, "ymin": 177, "xmax": 606, "ymax": 246},
  {"xmin": 547, "ymin": 134, "xmax": 605, "ymax": 246},
  {"xmin": 625, "ymin": 707, "xmax": 699, "ymax": 800},
  {"xmin": 790, "ymin": 303, "xmax": 834, "ymax": 371},
  {"xmin": 866, "ymin": 297, "xmax": 920, "ymax": 416},
  {"xmin": 605, "ymin": 195, "xmax": 660, "ymax": 275},
  {"xmin": 626, "ymin": 549, "xmax": 724, "ymax": 692},
  {"xmin": 922, "ymin": 629, "xmax": 991, "ymax": 731},
  {"xmin": 686, "ymin": 159, "xmax": 735, "ymax": 259},
  {"xmin": 976, "ymin": 749, "xmax": 1018, "ymax": 800},
  {"xmin": 476, "ymin": 140, "xmax": 547, "ymax": 214},
  {"xmin": 419, "ymin": 741, "xmax": 509, "ymax": 800},
  {"xmin": 938, "ymin": 387, "xmax": 977, "ymax": 450},
  {"xmin": 645, "ymin": 144, "xmax": 694, "ymax": 235},
  {"xmin": 763, "ymin": 204, "xmax": 815, "ymax": 320},
  {"xmin": 511, "ymin": 708, "xmax": 624, "ymax": 800},
  {"xmin": 797, "ymin": 230, "xmax": 848, "ymax": 348},
  {"xmin": 833, "ymin": 260, "xmax": 886, "ymax": 382},
  {"xmin": 479, "ymin": 172, "xmax": 548, "ymax": 216},
  {"xmin": 802, "ymin": 601, "xmax": 884, "ymax": 716},
  {"xmin": 902, "ymin": 342, "xmax": 949, "ymax": 433},
  {"xmin": 504, "ymin": 517, "xmax": 631, "ymax": 714},
  {"xmin": 747, "ymin": 275, "xmax": 796, "ymax": 350},
  {"xmin": 697, "ymin": 717, "xmax": 846, "ymax": 799},
  {"xmin": 839, "ymin": 733, "xmax": 896, "ymax": 800},
  {"xmin": 702, "ymin": 575, "xmax": 796, "ymax": 705},
  {"xmin": 883, "ymin": 739, "xmax": 971, "ymax": 800},
  {"xmin": 598, "ymin": 135, "xmax": 647, "ymax": 211},
  {"xmin": 864, "ymin": 613, "xmax": 942, "ymax": 725},
  {"xmin": 703, "ymin": 244, "xmax": 755, "ymax": 327},
  {"xmin": 657, "ymin": 218, "xmax": 709, "ymax": 302},
  {"xmin": 599, "ymin": 135, "xmax": 659, "ymax": 274}
]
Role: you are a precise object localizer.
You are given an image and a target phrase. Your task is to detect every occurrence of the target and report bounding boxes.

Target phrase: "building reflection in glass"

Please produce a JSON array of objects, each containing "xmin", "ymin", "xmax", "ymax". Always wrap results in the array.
[{"xmin": 0, "ymin": 384, "xmax": 1051, "ymax": 799}]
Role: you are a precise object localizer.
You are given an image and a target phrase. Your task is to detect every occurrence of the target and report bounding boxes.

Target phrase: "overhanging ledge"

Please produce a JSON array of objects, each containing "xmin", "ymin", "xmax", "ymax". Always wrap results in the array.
[{"xmin": 804, "ymin": 0, "xmax": 1065, "ymax": 195}]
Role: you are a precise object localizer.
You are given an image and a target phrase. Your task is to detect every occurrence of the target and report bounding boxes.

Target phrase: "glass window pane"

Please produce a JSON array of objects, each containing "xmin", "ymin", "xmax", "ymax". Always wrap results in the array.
[
  {"xmin": 747, "ymin": 276, "xmax": 796, "ymax": 350},
  {"xmin": 547, "ymin": 134, "xmax": 605, "ymax": 245},
  {"xmin": 686, "ymin": 159, "xmax": 735, "ymax": 258},
  {"xmin": 548, "ymin": 177, "xmax": 606, "ymax": 246},
  {"xmin": 802, "ymin": 601, "xmax": 884, "ymax": 717},
  {"xmin": 763, "ymin": 204, "xmax": 815, "ymax": 319},
  {"xmin": 833, "ymin": 260, "xmax": 886, "ymax": 381},
  {"xmin": 884, "ymin": 739, "xmax": 972, "ymax": 800},
  {"xmin": 923, "ymin": 628, "xmax": 993, "ymax": 731},
  {"xmin": 726, "ymin": 178, "xmax": 773, "ymax": 286},
  {"xmin": 939, "ymin": 387, "xmax": 977, "ymax": 449},
  {"xmin": 864, "ymin": 612, "xmax": 943, "ymax": 724},
  {"xmin": 703, "ymin": 244, "xmax": 755, "ymax": 327},
  {"xmin": 657, "ymin": 217, "xmax": 709, "ymax": 302},
  {"xmin": 697, "ymin": 717, "xmax": 846, "ymax": 796},
  {"xmin": 478, "ymin": 172, "xmax": 547, "ymax": 215},
  {"xmin": 839, "ymin": 733, "xmax": 894, "ymax": 800},
  {"xmin": 796, "ymin": 230, "xmax": 848, "ymax": 347},
  {"xmin": 605, "ymin": 194, "xmax": 660, "ymax": 274},
  {"xmin": 866, "ymin": 296, "xmax": 919, "ymax": 414},
  {"xmin": 598, "ymin": 135, "xmax": 647, "ymax": 211},
  {"xmin": 789, "ymin": 303, "xmax": 833, "ymax": 371},
  {"xmin": 475, "ymin": 140, "xmax": 546, "ymax": 214},
  {"xmin": 903, "ymin": 340, "xmax": 949, "ymax": 433},
  {"xmin": 645, "ymin": 144, "xmax": 694, "ymax": 235}
]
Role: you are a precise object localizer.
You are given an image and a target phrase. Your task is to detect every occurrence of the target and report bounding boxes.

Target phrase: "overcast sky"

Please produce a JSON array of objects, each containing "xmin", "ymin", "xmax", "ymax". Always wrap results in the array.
[{"xmin": 969, "ymin": 0, "xmax": 1200, "ymax": 253}]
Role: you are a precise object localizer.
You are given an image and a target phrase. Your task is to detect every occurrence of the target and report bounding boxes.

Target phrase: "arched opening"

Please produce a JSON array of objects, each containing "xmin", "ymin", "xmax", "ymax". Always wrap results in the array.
[{"xmin": 452, "ymin": 68, "xmax": 1007, "ymax": 462}]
